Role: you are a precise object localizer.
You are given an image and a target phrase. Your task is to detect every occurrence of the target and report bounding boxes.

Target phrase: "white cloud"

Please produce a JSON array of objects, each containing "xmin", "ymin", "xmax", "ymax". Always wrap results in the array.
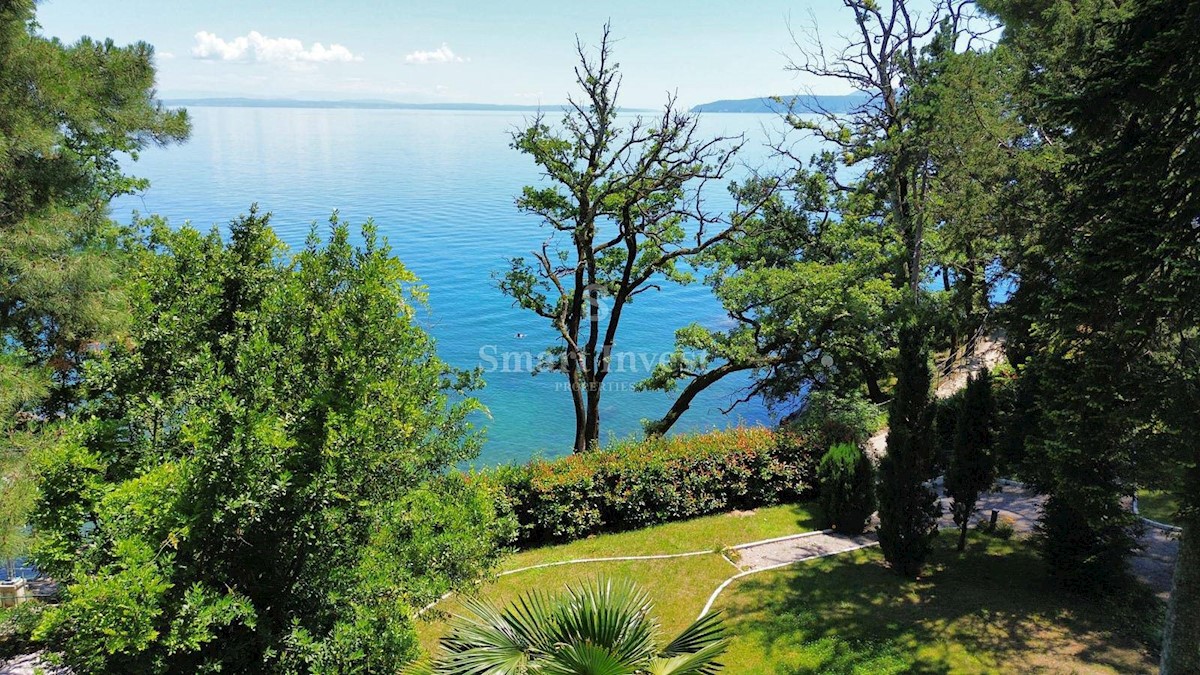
[
  {"xmin": 191, "ymin": 31, "xmax": 362, "ymax": 64},
  {"xmin": 158, "ymin": 51, "xmax": 176, "ymax": 60},
  {"xmin": 404, "ymin": 43, "xmax": 467, "ymax": 65}
]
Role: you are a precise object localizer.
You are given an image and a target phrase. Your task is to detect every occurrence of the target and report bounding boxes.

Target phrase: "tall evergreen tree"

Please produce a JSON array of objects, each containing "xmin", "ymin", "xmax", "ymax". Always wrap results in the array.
[
  {"xmin": 983, "ymin": 0, "xmax": 1199, "ymax": 669},
  {"xmin": 877, "ymin": 323, "xmax": 940, "ymax": 577},
  {"xmin": 944, "ymin": 370, "xmax": 995, "ymax": 551}
]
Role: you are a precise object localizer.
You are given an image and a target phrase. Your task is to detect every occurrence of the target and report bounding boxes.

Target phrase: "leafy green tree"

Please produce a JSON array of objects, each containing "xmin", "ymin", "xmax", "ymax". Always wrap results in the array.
[
  {"xmin": 418, "ymin": 577, "xmax": 728, "ymax": 674},
  {"xmin": 640, "ymin": 168, "xmax": 902, "ymax": 434},
  {"xmin": 500, "ymin": 26, "xmax": 764, "ymax": 452},
  {"xmin": 877, "ymin": 324, "xmax": 940, "ymax": 577},
  {"xmin": 944, "ymin": 371, "xmax": 995, "ymax": 551},
  {"xmin": 29, "ymin": 212, "xmax": 513, "ymax": 673},
  {"xmin": 818, "ymin": 442, "xmax": 876, "ymax": 535}
]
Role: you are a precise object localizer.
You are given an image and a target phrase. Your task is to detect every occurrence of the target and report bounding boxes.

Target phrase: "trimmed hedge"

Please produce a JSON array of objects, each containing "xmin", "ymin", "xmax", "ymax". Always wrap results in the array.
[{"xmin": 481, "ymin": 427, "xmax": 819, "ymax": 547}]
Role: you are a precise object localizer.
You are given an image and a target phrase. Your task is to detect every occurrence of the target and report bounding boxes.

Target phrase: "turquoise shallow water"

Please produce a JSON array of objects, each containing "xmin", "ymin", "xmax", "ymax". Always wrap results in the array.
[{"xmin": 112, "ymin": 107, "xmax": 813, "ymax": 465}]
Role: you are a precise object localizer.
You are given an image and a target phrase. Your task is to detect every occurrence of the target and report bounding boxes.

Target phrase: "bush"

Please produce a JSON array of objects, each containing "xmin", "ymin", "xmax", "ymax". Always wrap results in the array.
[
  {"xmin": 817, "ymin": 443, "xmax": 876, "ymax": 534},
  {"xmin": 1035, "ymin": 495, "xmax": 1135, "ymax": 593},
  {"xmin": 484, "ymin": 427, "xmax": 819, "ymax": 547},
  {"xmin": 0, "ymin": 602, "xmax": 45, "ymax": 661},
  {"xmin": 786, "ymin": 390, "xmax": 882, "ymax": 449},
  {"xmin": 992, "ymin": 515, "xmax": 1016, "ymax": 540}
]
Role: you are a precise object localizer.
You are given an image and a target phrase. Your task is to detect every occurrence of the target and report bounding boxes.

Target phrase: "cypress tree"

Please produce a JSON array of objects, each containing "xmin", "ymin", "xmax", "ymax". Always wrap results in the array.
[
  {"xmin": 818, "ymin": 442, "xmax": 876, "ymax": 535},
  {"xmin": 877, "ymin": 323, "xmax": 940, "ymax": 577},
  {"xmin": 944, "ymin": 370, "xmax": 995, "ymax": 551}
]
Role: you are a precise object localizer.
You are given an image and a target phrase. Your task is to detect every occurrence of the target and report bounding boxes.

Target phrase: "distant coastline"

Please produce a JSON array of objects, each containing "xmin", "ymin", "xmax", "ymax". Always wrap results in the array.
[
  {"xmin": 689, "ymin": 94, "xmax": 869, "ymax": 114},
  {"xmin": 160, "ymin": 96, "xmax": 869, "ymax": 114},
  {"xmin": 161, "ymin": 97, "xmax": 653, "ymax": 113}
]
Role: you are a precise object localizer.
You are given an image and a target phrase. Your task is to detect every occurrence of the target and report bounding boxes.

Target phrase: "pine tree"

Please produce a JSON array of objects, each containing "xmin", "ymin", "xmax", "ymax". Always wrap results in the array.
[
  {"xmin": 944, "ymin": 371, "xmax": 995, "ymax": 551},
  {"xmin": 877, "ymin": 323, "xmax": 940, "ymax": 577}
]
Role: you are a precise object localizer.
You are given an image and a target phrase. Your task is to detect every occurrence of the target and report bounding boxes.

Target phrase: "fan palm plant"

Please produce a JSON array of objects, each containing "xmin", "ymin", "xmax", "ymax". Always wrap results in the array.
[{"xmin": 414, "ymin": 576, "xmax": 729, "ymax": 674}]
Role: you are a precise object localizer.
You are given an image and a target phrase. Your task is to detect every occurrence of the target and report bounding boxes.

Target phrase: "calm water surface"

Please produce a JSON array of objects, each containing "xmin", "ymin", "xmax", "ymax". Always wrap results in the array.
[{"xmin": 113, "ymin": 107, "xmax": 815, "ymax": 464}]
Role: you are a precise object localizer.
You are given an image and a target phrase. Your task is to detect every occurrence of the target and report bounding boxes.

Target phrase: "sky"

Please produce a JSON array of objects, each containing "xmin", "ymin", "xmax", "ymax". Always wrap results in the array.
[{"xmin": 32, "ymin": 0, "xmax": 891, "ymax": 108}]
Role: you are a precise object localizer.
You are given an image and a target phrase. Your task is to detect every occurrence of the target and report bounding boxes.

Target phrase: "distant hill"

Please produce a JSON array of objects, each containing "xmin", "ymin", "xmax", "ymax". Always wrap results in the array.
[
  {"xmin": 160, "ymin": 97, "xmax": 652, "ymax": 113},
  {"xmin": 689, "ymin": 94, "xmax": 869, "ymax": 114}
]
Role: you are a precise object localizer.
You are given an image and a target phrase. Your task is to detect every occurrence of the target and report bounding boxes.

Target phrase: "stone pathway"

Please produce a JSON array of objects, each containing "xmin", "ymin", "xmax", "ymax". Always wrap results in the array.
[
  {"xmin": 0, "ymin": 652, "xmax": 67, "ymax": 675},
  {"xmin": 735, "ymin": 530, "xmax": 878, "ymax": 571}
]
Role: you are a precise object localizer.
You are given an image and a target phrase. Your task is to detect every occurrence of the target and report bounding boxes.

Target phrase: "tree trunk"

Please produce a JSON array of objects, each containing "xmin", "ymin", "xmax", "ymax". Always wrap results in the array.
[
  {"xmin": 1160, "ymin": 512, "xmax": 1200, "ymax": 673},
  {"xmin": 942, "ymin": 268, "xmax": 958, "ymax": 376},
  {"xmin": 645, "ymin": 362, "xmax": 752, "ymax": 436},
  {"xmin": 855, "ymin": 356, "xmax": 887, "ymax": 404},
  {"xmin": 568, "ymin": 352, "xmax": 588, "ymax": 454},
  {"xmin": 957, "ymin": 519, "xmax": 969, "ymax": 552},
  {"xmin": 582, "ymin": 385, "xmax": 601, "ymax": 451}
]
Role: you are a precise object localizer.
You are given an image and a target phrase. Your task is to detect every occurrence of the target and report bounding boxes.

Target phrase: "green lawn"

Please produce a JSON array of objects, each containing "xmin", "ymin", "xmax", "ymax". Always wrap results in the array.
[
  {"xmin": 416, "ymin": 508, "xmax": 1162, "ymax": 673},
  {"xmin": 1138, "ymin": 490, "xmax": 1180, "ymax": 526},
  {"xmin": 416, "ymin": 503, "xmax": 821, "ymax": 655},
  {"xmin": 715, "ymin": 533, "xmax": 1162, "ymax": 674},
  {"xmin": 506, "ymin": 502, "xmax": 822, "ymax": 569}
]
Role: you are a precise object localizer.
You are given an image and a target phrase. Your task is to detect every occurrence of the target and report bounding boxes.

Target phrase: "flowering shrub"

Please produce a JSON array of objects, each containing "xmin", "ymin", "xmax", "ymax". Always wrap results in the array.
[{"xmin": 481, "ymin": 427, "xmax": 819, "ymax": 547}]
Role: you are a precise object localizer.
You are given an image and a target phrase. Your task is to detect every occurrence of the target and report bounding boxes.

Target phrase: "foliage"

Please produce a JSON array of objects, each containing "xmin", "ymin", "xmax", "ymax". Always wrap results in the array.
[
  {"xmin": 484, "ymin": 427, "xmax": 817, "ymax": 547},
  {"xmin": 944, "ymin": 371, "xmax": 996, "ymax": 551},
  {"xmin": 500, "ymin": 25, "xmax": 760, "ymax": 452},
  {"xmin": 27, "ymin": 212, "xmax": 513, "ymax": 673},
  {"xmin": 983, "ymin": 0, "xmax": 1199, "ymax": 667},
  {"xmin": 0, "ymin": 602, "xmax": 45, "ymax": 662},
  {"xmin": 787, "ymin": 390, "xmax": 884, "ymax": 451},
  {"xmin": 641, "ymin": 169, "xmax": 903, "ymax": 433},
  {"xmin": 0, "ymin": 0, "xmax": 189, "ymax": 600},
  {"xmin": 931, "ymin": 388, "xmax": 964, "ymax": 474},
  {"xmin": 1034, "ymin": 496, "xmax": 1132, "ymax": 595},
  {"xmin": 876, "ymin": 324, "xmax": 940, "ymax": 577},
  {"xmin": 817, "ymin": 443, "xmax": 876, "ymax": 535},
  {"xmin": 417, "ymin": 576, "xmax": 728, "ymax": 675},
  {"xmin": 0, "ymin": 0, "xmax": 189, "ymax": 418}
]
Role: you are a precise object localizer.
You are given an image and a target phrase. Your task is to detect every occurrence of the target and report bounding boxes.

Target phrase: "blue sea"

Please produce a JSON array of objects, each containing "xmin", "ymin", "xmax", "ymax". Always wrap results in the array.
[{"xmin": 112, "ymin": 107, "xmax": 816, "ymax": 465}]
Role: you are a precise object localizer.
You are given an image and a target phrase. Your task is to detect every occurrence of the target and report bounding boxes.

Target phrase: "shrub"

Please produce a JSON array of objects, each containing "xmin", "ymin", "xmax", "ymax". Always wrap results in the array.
[
  {"xmin": 483, "ymin": 427, "xmax": 819, "ymax": 547},
  {"xmin": 0, "ymin": 602, "xmax": 45, "ymax": 661},
  {"xmin": 1035, "ymin": 495, "xmax": 1135, "ymax": 593},
  {"xmin": 787, "ymin": 390, "xmax": 882, "ymax": 449},
  {"xmin": 817, "ymin": 443, "xmax": 876, "ymax": 534},
  {"xmin": 992, "ymin": 515, "xmax": 1016, "ymax": 540}
]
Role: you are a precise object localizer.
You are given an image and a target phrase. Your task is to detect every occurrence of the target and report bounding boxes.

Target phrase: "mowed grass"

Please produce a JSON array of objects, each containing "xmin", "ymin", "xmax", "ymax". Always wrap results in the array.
[
  {"xmin": 416, "ymin": 503, "xmax": 821, "ymax": 656},
  {"xmin": 507, "ymin": 502, "xmax": 823, "ymax": 569},
  {"xmin": 417, "ymin": 554, "xmax": 736, "ymax": 654},
  {"xmin": 416, "ymin": 506, "xmax": 1161, "ymax": 672},
  {"xmin": 1138, "ymin": 489, "xmax": 1180, "ymax": 526},
  {"xmin": 715, "ymin": 533, "xmax": 1162, "ymax": 674}
]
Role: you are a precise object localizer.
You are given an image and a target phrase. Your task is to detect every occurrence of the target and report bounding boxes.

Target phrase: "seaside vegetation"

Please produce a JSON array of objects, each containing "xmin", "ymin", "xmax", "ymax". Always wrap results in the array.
[{"xmin": 0, "ymin": 0, "xmax": 1198, "ymax": 672}]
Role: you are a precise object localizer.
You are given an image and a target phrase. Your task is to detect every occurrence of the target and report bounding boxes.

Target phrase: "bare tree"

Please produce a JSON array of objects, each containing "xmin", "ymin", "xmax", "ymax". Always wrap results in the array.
[{"xmin": 499, "ymin": 25, "xmax": 771, "ymax": 453}]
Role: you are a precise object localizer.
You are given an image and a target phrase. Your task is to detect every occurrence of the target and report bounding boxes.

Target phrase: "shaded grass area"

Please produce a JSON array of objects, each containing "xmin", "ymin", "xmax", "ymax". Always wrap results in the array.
[
  {"xmin": 507, "ymin": 502, "xmax": 821, "ymax": 569},
  {"xmin": 716, "ymin": 533, "xmax": 1162, "ymax": 674},
  {"xmin": 1138, "ymin": 490, "xmax": 1180, "ymax": 526},
  {"xmin": 417, "ymin": 554, "xmax": 735, "ymax": 655}
]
